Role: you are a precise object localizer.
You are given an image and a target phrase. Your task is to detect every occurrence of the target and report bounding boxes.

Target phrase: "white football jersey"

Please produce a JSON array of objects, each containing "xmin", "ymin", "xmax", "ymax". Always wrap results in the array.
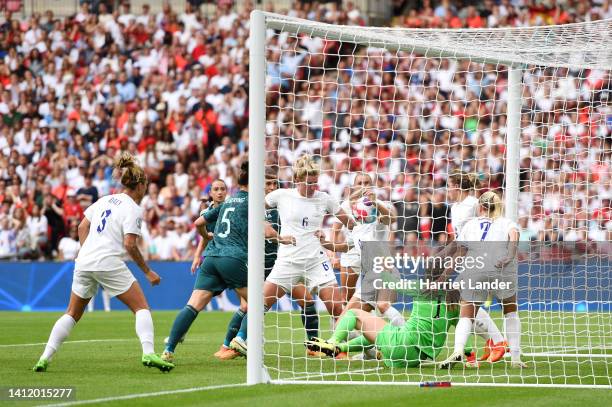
[
  {"xmin": 457, "ymin": 216, "xmax": 519, "ymax": 274},
  {"xmin": 75, "ymin": 193, "xmax": 144, "ymax": 272},
  {"xmin": 266, "ymin": 188, "xmax": 340, "ymax": 264},
  {"xmin": 451, "ymin": 195, "xmax": 479, "ymax": 237},
  {"xmin": 339, "ymin": 199, "xmax": 390, "ymax": 252},
  {"xmin": 458, "ymin": 216, "xmax": 518, "ymax": 242}
]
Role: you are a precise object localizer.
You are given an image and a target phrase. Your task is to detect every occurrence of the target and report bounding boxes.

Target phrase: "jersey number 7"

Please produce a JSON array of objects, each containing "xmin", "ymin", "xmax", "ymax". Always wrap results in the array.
[{"xmin": 480, "ymin": 221, "xmax": 491, "ymax": 241}]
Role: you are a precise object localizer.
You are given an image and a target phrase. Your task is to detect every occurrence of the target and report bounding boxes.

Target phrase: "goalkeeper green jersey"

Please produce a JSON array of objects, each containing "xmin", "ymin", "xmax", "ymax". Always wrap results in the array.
[{"xmin": 405, "ymin": 295, "xmax": 459, "ymax": 360}]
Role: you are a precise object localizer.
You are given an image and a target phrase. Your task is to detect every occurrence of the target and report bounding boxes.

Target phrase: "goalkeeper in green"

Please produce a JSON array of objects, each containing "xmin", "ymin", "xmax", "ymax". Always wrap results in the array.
[{"xmin": 306, "ymin": 289, "xmax": 477, "ymax": 368}]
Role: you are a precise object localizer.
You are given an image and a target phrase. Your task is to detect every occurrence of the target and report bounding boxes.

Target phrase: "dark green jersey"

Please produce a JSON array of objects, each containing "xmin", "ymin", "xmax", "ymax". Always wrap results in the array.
[
  {"xmin": 203, "ymin": 190, "xmax": 248, "ymax": 262},
  {"xmin": 264, "ymin": 208, "xmax": 280, "ymax": 268},
  {"xmin": 406, "ymin": 295, "xmax": 458, "ymax": 359},
  {"xmin": 200, "ymin": 205, "xmax": 219, "ymax": 234}
]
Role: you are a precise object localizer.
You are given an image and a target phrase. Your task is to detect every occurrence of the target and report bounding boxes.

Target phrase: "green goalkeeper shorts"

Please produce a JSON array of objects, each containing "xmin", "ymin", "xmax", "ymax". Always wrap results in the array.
[
  {"xmin": 375, "ymin": 324, "xmax": 421, "ymax": 368},
  {"xmin": 195, "ymin": 256, "xmax": 248, "ymax": 295}
]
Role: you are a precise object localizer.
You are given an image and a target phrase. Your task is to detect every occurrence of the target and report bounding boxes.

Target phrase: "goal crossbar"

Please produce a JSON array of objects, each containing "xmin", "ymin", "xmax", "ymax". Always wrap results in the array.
[{"xmin": 264, "ymin": 12, "xmax": 612, "ymax": 69}]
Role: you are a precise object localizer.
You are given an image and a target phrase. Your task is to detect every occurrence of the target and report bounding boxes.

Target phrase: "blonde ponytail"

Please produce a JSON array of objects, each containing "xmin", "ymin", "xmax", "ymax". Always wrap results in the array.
[
  {"xmin": 293, "ymin": 154, "xmax": 320, "ymax": 181},
  {"xmin": 479, "ymin": 191, "xmax": 503, "ymax": 219},
  {"xmin": 113, "ymin": 153, "xmax": 147, "ymax": 190}
]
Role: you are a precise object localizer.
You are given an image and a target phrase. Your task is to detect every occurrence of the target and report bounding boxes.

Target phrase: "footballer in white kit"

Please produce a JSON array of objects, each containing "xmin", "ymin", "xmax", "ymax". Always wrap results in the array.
[
  {"xmin": 262, "ymin": 154, "xmax": 355, "ymax": 323},
  {"xmin": 439, "ymin": 191, "xmax": 527, "ymax": 369},
  {"xmin": 451, "ymin": 195, "xmax": 479, "ymax": 238},
  {"xmin": 34, "ymin": 154, "xmax": 173, "ymax": 373},
  {"xmin": 72, "ymin": 193, "xmax": 143, "ymax": 298},
  {"xmin": 266, "ymin": 188, "xmax": 342, "ymax": 293},
  {"xmin": 441, "ymin": 172, "xmax": 509, "ymax": 366},
  {"xmin": 456, "ymin": 215, "xmax": 520, "ymax": 303}
]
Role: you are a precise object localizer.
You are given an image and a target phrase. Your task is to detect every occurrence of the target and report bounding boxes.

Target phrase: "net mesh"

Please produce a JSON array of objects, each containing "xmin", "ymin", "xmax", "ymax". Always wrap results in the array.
[{"xmin": 260, "ymin": 12, "xmax": 611, "ymax": 386}]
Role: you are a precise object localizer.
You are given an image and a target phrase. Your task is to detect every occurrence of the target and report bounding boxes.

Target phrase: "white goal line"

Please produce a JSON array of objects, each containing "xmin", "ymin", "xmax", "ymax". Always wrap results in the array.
[
  {"xmin": 518, "ymin": 352, "xmax": 612, "ymax": 359},
  {"xmin": 272, "ymin": 380, "xmax": 612, "ymax": 389}
]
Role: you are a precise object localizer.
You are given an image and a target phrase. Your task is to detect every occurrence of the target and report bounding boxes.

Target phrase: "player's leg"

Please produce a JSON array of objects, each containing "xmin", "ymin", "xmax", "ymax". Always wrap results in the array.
[
  {"xmin": 318, "ymin": 284, "xmax": 344, "ymax": 322},
  {"xmin": 291, "ymin": 284, "xmax": 319, "ymax": 341},
  {"xmin": 163, "ymin": 257, "xmax": 220, "ymax": 361},
  {"xmin": 34, "ymin": 291, "xmax": 89, "ymax": 372},
  {"xmin": 475, "ymin": 307, "xmax": 506, "ymax": 362},
  {"xmin": 163, "ymin": 289, "xmax": 214, "ymax": 358},
  {"xmin": 115, "ymin": 280, "xmax": 174, "ymax": 372},
  {"xmin": 438, "ymin": 301, "xmax": 479, "ymax": 369},
  {"xmin": 340, "ymin": 266, "xmax": 359, "ymax": 304},
  {"xmin": 228, "ymin": 286, "xmax": 249, "ymax": 356},
  {"xmin": 216, "ymin": 295, "xmax": 248, "ymax": 359},
  {"xmin": 501, "ymin": 294, "xmax": 527, "ymax": 368},
  {"xmin": 376, "ymin": 301, "xmax": 405, "ymax": 327},
  {"xmin": 306, "ymin": 309, "xmax": 387, "ymax": 357},
  {"xmin": 309, "ymin": 259, "xmax": 344, "ymax": 323}
]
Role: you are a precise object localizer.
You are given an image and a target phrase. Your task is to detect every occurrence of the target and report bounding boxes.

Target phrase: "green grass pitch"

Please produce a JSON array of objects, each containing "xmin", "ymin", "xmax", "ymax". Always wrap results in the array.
[{"xmin": 1, "ymin": 311, "xmax": 611, "ymax": 406}]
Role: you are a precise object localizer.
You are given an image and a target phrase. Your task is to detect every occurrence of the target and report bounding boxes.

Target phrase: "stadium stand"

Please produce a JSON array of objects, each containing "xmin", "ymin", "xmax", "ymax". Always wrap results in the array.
[{"xmin": 0, "ymin": 0, "xmax": 610, "ymax": 260}]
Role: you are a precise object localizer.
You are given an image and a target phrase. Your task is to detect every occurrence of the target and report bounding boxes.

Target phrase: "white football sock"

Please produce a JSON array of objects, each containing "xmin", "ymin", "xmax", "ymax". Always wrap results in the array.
[
  {"xmin": 380, "ymin": 306, "xmax": 405, "ymax": 327},
  {"xmin": 135, "ymin": 309, "xmax": 155, "ymax": 355},
  {"xmin": 102, "ymin": 290, "xmax": 111, "ymax": 312},
  {"xmin": 474, "ymin": 308, "xmax": 504, "ymax": 343},
  {"xmin": 41, "ymin": 314, "xmax": 76, "ymax": 361},
  {"xmin": 504, "ymin": 311, "xmax": 522, "ymax": 361},
  {"xmin": 453, "ymin": 317, "xmax": 473, "ymax": 355}
]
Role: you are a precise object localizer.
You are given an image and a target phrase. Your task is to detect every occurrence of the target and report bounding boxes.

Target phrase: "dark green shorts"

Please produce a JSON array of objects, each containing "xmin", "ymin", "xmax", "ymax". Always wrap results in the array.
[
  {"xmin": 195, "ymin": 256, "xmax": 248, "ymax": 295},
  {"xmin": 264, "ymin": 264, "xmax": 274, "ymax": 279},
  {"xmin": 375, "ymin": 324, "xmax": 421, "ymax": 368}
]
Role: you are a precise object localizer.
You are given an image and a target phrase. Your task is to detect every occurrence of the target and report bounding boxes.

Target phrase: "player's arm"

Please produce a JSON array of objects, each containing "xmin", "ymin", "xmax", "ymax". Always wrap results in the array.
[
  {"xmin": 77, "ymin": 217, "xmax": 90, "ymax": 246},
  {"xmin": 371, "ymin": 195, "xmax": 396, "ymax": 225},
  {"xmin": 194, "ymin": 216, "xmax": 209, "ymax": 238},
  {"xmin": 334, "ymin": 208, "xmax": 356, "ymax": 231},
  {"xmin": 264, "ymin": 221, "xmax": 295, "ymax": 245},
  {"xmin": 124, "ymin": 233, "xmax": 161, "ymax": 286},
  {"xmin": 315, "ymin": 230, "xmax": 351, "ymax": 252},
  {"xmin": 191, "ymin": 237, "xmax": 206, "ymax": 274},
  {"xmin": 195, "ymin": 205, "xmax": 220, "ymax": 238},
  {"xmin": 496, "ymin": 227, "xmax": 519, "ymax": 268}
]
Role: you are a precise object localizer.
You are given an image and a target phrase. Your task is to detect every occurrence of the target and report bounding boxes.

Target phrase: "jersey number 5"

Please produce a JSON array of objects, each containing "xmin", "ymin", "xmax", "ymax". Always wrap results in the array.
[
  {"xmin": 217, "ymin": 207, "xmax": 235, "ymax": 238},
  {"xmin": 97, "ymin": 210, "xmax": 112, "ymax": 233}
]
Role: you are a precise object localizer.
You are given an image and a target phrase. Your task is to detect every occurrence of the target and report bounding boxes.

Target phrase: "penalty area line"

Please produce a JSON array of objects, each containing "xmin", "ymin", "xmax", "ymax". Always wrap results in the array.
[{"xmin": 39, "ymin": 383, "xmax": 248, "ymax": 407}]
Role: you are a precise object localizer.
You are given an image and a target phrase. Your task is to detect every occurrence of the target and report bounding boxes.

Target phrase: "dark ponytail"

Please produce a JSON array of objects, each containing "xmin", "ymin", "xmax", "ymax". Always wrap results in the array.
[{"xmin": 238, "ymin": 161, "xmax": 249, "ymax": 186}]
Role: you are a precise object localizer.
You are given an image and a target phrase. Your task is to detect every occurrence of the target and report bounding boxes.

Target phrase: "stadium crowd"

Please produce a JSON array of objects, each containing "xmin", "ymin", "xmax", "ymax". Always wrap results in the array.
[{"xmin": 0, "ymin": 0, "xmax": 610, "ymax": 260}]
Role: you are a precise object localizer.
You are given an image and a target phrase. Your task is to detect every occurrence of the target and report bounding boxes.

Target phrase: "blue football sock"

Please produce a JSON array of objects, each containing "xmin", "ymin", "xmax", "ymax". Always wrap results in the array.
[
  {"xmin": 223, "ymin": 309, "xmax": 246, "ymax": 347},
  {"xmin": 165, "ymin": 305, "xmax": 198, "ymax": 353}
]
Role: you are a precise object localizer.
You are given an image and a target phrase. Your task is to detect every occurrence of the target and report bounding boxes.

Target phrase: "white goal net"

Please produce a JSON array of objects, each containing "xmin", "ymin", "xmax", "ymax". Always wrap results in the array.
[{"xmin": 247, "ymin": 12, "xmax": 612, "ymax": 388}]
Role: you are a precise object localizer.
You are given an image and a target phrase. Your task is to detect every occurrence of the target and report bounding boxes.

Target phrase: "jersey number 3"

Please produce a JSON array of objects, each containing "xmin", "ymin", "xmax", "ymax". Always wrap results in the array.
[
  {"xmin": 218, "ymin": 207, "xmax": 235, "ymax": 238},
  {"xmin": 97, "ymin": 210, "xmax": 112, "ymax": 233}
]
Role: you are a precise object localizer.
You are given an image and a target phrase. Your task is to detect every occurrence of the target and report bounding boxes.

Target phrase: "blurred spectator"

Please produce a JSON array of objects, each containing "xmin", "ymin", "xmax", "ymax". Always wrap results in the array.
[
  {"xmin": 58, "ymin": 226, "xmax": 80, "ymax": 260},
  {"xmin": 0, "ymin": 0, "xmax": 609, "ymax": 264}
]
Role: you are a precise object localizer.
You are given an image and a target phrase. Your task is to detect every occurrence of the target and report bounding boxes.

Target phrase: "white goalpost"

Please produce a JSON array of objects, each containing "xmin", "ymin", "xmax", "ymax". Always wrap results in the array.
[{"xmin": 248, "ymin": 10, "xmax": 612, "ymax": 387}]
